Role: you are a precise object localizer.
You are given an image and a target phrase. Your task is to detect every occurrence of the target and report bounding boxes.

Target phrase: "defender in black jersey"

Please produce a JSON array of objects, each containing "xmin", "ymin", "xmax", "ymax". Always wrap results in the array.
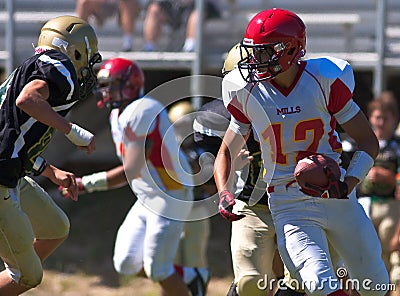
[{"xmin": 0, "ymin": 15, "xmax": 101, "ymax": 294}]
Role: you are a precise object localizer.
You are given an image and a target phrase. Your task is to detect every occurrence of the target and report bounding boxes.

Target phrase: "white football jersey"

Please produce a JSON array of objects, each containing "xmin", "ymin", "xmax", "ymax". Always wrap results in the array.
[
  {"xmin": 222, "ymin": 57, "xmax": 360, "ymax": 186},
  {"xmin": 109, "ymin": 97, "xmax": 193, "ymax": 195}
]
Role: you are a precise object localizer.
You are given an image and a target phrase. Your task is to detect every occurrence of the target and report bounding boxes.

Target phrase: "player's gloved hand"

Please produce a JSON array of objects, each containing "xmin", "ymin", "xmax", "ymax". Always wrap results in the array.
[
  {"xmin": 59, "ymin": 177, "xmax": 87, "ymax": 199},
  {"xmin": 303, "ymin": 166, "xmax": 348, "ymax": 199},
  {"xmin": 218, "ymin": 190, "xmax": 245, "ymax": 222}
]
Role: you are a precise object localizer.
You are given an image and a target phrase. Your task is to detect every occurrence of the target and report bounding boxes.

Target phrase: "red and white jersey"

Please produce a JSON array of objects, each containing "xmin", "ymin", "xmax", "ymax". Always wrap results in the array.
[
  {"xmin": 110, "ymin": 97, "xmax": 193, "ymax": 195},
  {"xmin": 222, "ymin": 56, "xmax": 360, "ymax": 186}
]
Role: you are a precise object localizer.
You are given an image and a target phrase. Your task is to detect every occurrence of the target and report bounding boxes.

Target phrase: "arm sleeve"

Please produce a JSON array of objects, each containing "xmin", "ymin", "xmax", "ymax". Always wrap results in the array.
[
  {"xmin": 228, "ymin": 117, "xmax": 251, "ymax": 136},
  {"xmin": 334, "ymin": 100, "xmax": 360, "ymax": 125},
  {"xmin": 327, "ymin": 60, "xmax": 355, "ymax": 115},
  {"xmin": 222, "ymin": 69, "xmax": 251, "ymax": 124},
  {"xmin": 29, "ymin": 56, "xmax": 76, "ymax": 105}
]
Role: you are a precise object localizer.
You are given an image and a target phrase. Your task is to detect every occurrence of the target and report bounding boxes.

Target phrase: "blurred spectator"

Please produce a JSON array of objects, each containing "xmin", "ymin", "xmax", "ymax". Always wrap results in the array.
[
  {"xmin": 76, "ymin": 0, "xmax": 140, "ymax": 51},
  {"xmin": 358, "ymin": 91, "xmax": 400, "ymax": 286},
  {"xmin": 390, "ymin": 221, "xmax": 400, "ymax": 290},
  {"xmin": 142, "ymin": 0, "xmax": 221, "ymax": 52}
]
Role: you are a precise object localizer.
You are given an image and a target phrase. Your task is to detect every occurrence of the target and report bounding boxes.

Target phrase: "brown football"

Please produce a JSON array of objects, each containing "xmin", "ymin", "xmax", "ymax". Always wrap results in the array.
[{"xmin": 294, "ymin": 154, "xmax": 341, "ymax": 191}]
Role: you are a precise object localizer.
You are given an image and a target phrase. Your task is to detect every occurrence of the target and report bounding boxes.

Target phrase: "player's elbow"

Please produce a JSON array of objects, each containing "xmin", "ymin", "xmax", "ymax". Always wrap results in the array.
[
  {"xmin": 369, "ymin": 135, "xmax": 379, "ymax": 159},
  {"xmin": 357, "ymin": 129, "xmax": 379, "ymax": 160},
  {"xmin": 363, "ymin": 132, "xmax": 379, "ymax": 160}
]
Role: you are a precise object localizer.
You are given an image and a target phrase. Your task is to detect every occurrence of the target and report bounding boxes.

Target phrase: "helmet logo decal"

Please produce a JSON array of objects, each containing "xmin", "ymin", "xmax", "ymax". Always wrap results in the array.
[
  {"xmin": 243, "ymin": 38, "xmax": 254, "ymax": 46},
  {"xmin": 51, "ymin": 37, "xmax": 68, "ymax": 51},
  {"xmin": 84, "ymin": 36, "xmax": 91, "ymax": 64}
]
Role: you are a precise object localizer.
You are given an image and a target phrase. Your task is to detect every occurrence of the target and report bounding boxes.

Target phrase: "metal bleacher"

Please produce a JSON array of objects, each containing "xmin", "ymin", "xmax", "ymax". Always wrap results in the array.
[{"xmin": 1, "ymin": 0, "xmax": 400, "ymax": 92}]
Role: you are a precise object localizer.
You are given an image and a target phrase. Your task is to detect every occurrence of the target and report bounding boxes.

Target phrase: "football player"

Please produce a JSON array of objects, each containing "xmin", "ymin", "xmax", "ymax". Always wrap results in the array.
[
  {"xmin": 61, "ymin": 57, "xmax": 194, "ymax": 296},
  {"xmin": 215, "ymin": 8, "xmax": 389, "ymax": 296},
  {"xmin": 195, "ymin": 43, "xmax": 306, "ymax": 296},
  {"xmin": 0, "ymin": 15, "xmax": 100, "ymax": 295}
]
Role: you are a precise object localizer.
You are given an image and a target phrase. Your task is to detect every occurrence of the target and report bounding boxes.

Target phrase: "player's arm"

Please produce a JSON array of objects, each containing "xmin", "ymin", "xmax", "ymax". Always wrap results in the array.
[
  {"xmin": 214, "ymin": 128, "xmax": 247, "ymax": 192},
  {"xmin": 16, "ymin": 79, "xmax": 95, "ymax": 154},
  {"xmin": 214, "ymin": 127, "xmax": 248, "ymax": 221},
  {"xmin": 123, "ymin": 138, "xmax": 147, "ymax": 184},
  {"xmin": 60, "ymin": 164, "xmax": 129, "ymax": 199},
  {"xmin": 16, "ymin": 80, "xmax": 70, "ymax": 133},
  {"xmin": 340, "ymin": 110, "xmax": 379, "ymax": 193},
  {"xmin": 83, "ymin": 165, "xmax": 128, "ymax": 192}
]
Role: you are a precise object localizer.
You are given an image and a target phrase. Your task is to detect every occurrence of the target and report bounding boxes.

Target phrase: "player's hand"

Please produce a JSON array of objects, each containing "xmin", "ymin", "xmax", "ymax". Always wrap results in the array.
[
  {"xmin": 233, "ymin": 149, "xmax": 254, "ymax": 170},
  {"xmin": 303, "ymin": 166, "xmax": 348, "ymax": 199},
  {"xmin": 77, "ymin": 137, "xmax": 96, "ymax": 155},
  {"xmin": 43, "ymin": 165, "xmax": 80, "ymax": 201},
  {"xmin": 58, "ymin": 177, "xmax": 87, "ymax": 200},
  {"xmin": 218, "ymin": 190, "xmax": 245, "ymax": 222}
]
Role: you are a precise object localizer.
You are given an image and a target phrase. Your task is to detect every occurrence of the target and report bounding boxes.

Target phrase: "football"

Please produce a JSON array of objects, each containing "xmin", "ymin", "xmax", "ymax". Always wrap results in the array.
[{"xmin": 294, "ymin": 154, "xmax": 341, "ymax": 193}]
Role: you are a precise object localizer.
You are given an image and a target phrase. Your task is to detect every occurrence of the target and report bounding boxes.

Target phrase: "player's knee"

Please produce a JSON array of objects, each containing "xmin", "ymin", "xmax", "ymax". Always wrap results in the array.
[
  {"xmin": 59, "ymin": 217, "xmax": 70, "ymax": 238},
  {"xmin": 10, "ymin": 263, "xmax": 43, "ymax": 289},
  {"xmin": 113, "ymin": 255, "xmax": 142, "ymax": 276},
  {"xmin": 238, "ymin": 275, "xmax": 269, "ymax": 296},
  {"xmin": 6, "ymin": 246, "xmax": 44, "ymax": 289}
]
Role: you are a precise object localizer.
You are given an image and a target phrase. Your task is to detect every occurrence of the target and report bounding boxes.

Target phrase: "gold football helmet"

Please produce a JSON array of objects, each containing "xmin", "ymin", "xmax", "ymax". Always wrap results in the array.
[
  {"xmin": 168, "ymin": 101, "xmax": 194, "ymax": 124},
  {"xmin": 222, "ymin": 43, "xmax": 247, "ymax": 76},
  {"xmin": 38, "ymin": 15, "xmax": 102, "ymax": 100},
  {"xmin": 168, "ymin": 101, "xmax": 195, "ymax": 147}
]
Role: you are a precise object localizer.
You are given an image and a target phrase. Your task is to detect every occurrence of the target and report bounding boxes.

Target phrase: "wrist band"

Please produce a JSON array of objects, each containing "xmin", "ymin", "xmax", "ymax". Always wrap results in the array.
[
  {"xmin": 345, "ymin": 150, "xmax": 375, "ymax": 183},
  {"xmin": 65, "ymin": 123, "xmax": 94, "ymax": 146},
  {"xmin": 81, "ymin": 172, "xmax": 108, "ymax": 193},
  {"xmin": 32, "ymin": 156, "xmax": 47, "ymax": 176}
]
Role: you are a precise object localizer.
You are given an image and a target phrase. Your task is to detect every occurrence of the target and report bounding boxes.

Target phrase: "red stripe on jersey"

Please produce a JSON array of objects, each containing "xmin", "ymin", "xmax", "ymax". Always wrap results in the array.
[
  {"xmin": 147, "ymin": 116, "xmax": 169, "ymax": 168},
  {"xmin": 328, "ymin": 116, "xmax": 343, "ymax": 153},
  {"xmin": 328, "ymin": 79, "xmax": 353, "ymax": 114},
  {"xmin": 174, "ymin": 265, "xmax": 184, "ymax": 278},
  {"xmin": 227, "ymin": 94, "xmax": 251, "ymax": 124},
  {"xmin": 147, "ymin": 116, "xmax": 184, "ymax": 190}
]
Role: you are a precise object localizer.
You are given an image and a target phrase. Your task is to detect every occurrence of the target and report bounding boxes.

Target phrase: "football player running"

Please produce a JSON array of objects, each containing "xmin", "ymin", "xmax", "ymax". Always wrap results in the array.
[
  {"xmin": 215, "ymin": 8, "xmax": 390, "ymax": 296},
  {"xmin": 61, "ymin": 57, "xmax": 194, "ymax": 295},
  {"xmin": 0, "ymin": 16, "xmax": 100, "ymax": 295},
  {"xmin": 195, "ymin": 43, "xmax": 308, "ymax": 296}
]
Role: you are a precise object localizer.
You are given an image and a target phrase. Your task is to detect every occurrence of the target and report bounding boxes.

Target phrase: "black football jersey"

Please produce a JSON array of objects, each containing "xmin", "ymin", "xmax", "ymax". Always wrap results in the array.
[{"xmin": 0, "ymin": 49, "xmax": 79, "ymax": 187}]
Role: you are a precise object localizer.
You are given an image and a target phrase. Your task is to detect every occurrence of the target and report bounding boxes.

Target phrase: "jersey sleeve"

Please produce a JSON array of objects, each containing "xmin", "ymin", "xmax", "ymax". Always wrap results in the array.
[
  {"xmin": 29, "ymin": 52, "xmax": 77, "ymax": 105},
  {"xmin": 123, "ymin": 100, "xmax": 162, "ymax": 146},
  {"xmin": 228, "ymin": 117, "xmax": 250, "ymax": 136},
  {"xmin": 334, "ymin": 100, "xmax": 360, "ymax": 124},
  {"xmin": 222, "ymin": 69, "xmax": 252, "ymax": 127},
  {"xmin": 324, "ymin": 59, "xmax": 361, "ymax": 124},
  {"xmin": 327, "ymin": 59, "xmax": 355, "ymax": 115}
]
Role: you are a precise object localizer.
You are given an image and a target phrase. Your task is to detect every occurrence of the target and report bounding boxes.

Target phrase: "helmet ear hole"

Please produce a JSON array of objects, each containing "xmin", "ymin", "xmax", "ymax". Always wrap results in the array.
[{"xmin": 75, "ymin": 50, "xmax": 81, "ymax": 61}]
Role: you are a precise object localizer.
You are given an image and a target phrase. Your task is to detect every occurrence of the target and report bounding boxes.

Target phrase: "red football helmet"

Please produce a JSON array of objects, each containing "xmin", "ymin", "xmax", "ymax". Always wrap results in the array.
[
  {"xmin": 238, "ymin": 8, "xmax": 306, "ymax": 82},
  {"xmin": 96, "ymin": 57, "xmax": 144, "ymax": 108}
]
